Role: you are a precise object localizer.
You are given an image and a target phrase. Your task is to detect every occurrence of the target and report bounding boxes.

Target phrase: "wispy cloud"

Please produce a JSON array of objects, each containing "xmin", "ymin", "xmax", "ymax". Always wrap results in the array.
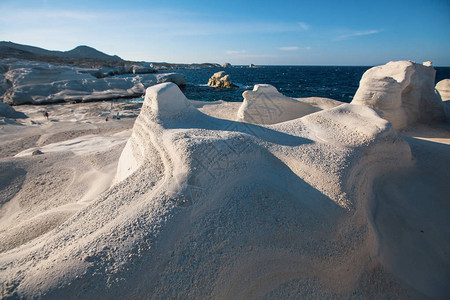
[
  {"xmin": 0, "ymin": 8, "xmax": 107, "ymax": 22},
  {"xmin": 279, "ymin": 46, "xmax": 299, "ymax": 51},
  {"xmin": 335, "ymin": 30, "xmax": 380, "ymax": 40},
  {"xmin": 298, "ymin": 22, "xmax": 310, "ymax": 31},
  {"xmin": 278, "ymin": 46, "xmax": 311, "ymax": 51},
  {"xmin": 226, "ymin": 50, "xmax": 246, "ymax": 54}
]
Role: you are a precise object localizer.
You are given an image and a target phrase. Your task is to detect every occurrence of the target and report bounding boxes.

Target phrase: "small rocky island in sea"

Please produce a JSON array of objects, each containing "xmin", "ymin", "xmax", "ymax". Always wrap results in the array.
[{"xmin": 207, "ymin": 71, "xmax": 238, "ymax": 88}]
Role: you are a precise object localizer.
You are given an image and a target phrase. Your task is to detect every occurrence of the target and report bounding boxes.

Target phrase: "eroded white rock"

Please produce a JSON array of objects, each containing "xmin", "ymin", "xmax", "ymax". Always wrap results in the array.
[
  {"xmin": 0, "ymin": 59, "xmax": 186, "ymax": 105},
  {"xmin": 115, "ymin": 82, "xmax": 193, "ymax": 183},
  {"xmin": 237, "ymin": 84, "xmax": 342, "ymax": 125},
  {"xmin": 436, "ymin": 79, "xmax": 450, "ymax": 101},
  {"xmin": 351, "ymin": 61, "xmax": 445, "ymax": 129}
]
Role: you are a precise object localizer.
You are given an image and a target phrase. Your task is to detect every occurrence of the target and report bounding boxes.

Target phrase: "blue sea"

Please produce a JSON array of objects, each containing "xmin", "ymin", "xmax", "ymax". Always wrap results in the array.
[{"xmin": 159, "ymin": 65, "xmax": 450, "ymax": 103}]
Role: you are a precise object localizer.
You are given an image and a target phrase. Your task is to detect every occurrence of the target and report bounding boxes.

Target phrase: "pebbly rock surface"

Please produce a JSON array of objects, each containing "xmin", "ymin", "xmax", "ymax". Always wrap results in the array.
[
  {"xmin": 351, "ymin": 61, "xmax": 445, "ymax": 130},
  {"xmin": 1, "ymin": 83, "xmax": 449, "ymax": 299},
  {"xmin": 2, "ymin": 82, "xmax": 428, "ymax": 299},
  {"xmin": 207, "ymin": 71, "xmax": 237, "ymax": 88},
  {"xmin": 0, "ymin": 59, "xmax": 185, "ymax": 105}
]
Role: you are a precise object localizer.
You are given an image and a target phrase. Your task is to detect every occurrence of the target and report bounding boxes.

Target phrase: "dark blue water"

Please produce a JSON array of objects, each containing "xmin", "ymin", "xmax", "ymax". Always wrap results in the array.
[{"xmin": 164, "ymin": 66, "xmax": 450, "ymax": 103}]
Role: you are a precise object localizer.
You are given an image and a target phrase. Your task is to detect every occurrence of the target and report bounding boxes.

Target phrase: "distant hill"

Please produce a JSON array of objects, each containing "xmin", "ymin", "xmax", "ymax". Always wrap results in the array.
[
  {"xmin": 0, "ymin": 41, "xmax": 222, "ymax": 70},
  {"xmin": 0, "ymin": 41, "xmax": 123, "ymax": 64},
  {"xmin": 62, "ymin": 45, "xmax": 122, "ymax": 60}
]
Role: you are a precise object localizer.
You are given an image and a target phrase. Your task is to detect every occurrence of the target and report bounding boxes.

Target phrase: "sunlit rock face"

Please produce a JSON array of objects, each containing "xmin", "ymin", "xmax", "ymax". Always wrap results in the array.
[
  {"xmin": 436, "ymin": 79, "xmax": 450, "ymax": 101},
  {"xmin": 207, "ymin": 71, "xmax": 237, "ymax": 88},
  {"xmin": 237, "ymin": 84, "xmax": 341, "ymax": 125},
  {"xmin": 351, "ymin": 61, "xmax": 445, "ymax": 129}
]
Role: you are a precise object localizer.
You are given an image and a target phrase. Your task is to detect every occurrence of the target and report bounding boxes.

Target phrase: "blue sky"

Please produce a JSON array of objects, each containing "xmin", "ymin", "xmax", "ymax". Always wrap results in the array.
[{"xmin": 0, "ymin": 0, "xmax": 449, "ymax": 65}]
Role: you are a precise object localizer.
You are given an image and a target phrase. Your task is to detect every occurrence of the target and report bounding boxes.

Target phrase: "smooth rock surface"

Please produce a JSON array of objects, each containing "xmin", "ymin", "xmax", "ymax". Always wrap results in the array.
[
  {"xmin": 436, "ymin": 79, "xmax": 450, "ymax": 101},
  {"xmin": 351, "ymin": 61, "xmax": 445, "ymax": 129},
  {"xmin": 237, "ymin": 84, "xmax": 343, "ymax": 125}
]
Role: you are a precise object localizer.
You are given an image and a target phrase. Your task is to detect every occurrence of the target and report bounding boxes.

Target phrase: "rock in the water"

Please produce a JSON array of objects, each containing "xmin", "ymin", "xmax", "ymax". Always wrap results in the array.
[
  {"xmin": 351, "ymin": 61, "xmax": 445, "ymax": 129},
  {"xmin": 0, "ymin": 58, "xmax": 186, "ymax": 105},
  {"xmin": 222, "ymin": 63, "xmax": 231, "ymax": 68},
  {"xmin": 436, "ymin": 79, "xmax": 450, "ymax": 101},
  {"xmin": 207, "ymin": 71, "xmax": 237, "ymax": 88},
  {"xmin": 237, "ymin": 84, "xmax": 342, "ymax": 125}
]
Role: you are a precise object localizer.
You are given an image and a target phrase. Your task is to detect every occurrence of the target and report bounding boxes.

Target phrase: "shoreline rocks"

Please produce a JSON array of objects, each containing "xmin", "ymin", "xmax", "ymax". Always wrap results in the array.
[{"xmin": 0, "ymin": 58, "xmax": 185, "ymax": 105}]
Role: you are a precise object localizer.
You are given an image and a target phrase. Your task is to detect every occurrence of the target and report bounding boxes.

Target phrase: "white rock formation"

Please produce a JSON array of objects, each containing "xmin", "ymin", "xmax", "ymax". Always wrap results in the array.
[
  {"xmin": 2, "ymin": 83, "xmax": 449, "ymax": 299},
  {"xmin": 0, "ymin": 59, "xmax": 185, "ymax": 105},
  {"xmin": 237, "ymin": 84, "xmax": 342, "ymax": 124},
  {"xmin": 115, "ymin": 83, "xmax": 194, "ymax": 183},
  {"xmin": 436, "ymin": 79, "xmax": 450, "ymax": 101},
  {"xmin": 222, "ymin": 63, "xmax": 231, "ymax": 68},
  {"xmin": 351, "ymin": 61, "xmax": 445, "ymax": 129},
  {"xmin": 207, "ymin": 71, "xmax": 237, "ymax": 88}
]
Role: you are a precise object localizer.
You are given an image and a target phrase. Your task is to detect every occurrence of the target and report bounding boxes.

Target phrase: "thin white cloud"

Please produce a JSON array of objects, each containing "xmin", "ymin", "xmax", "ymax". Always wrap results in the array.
[
  {"xmin": 279, "ymin": 46, "xmax": 299, "ymax": 51},
  {"xmin": 298, "ymin": 22, "xmax": 310, "ymax": 30},
  {"xmin": 278, "ymin": 46, "xmax": 311, "ymax": 51},
  {"xmin": 335, "ymin": 30, "xmax": 380, "ymax": 40},
  {"xmin": 226, "ymin": 50, "xmax": 246, "ymax": 55},
  {"xmin": 0, "ymin": 8, "xmax": 104, "ymax": 22}
]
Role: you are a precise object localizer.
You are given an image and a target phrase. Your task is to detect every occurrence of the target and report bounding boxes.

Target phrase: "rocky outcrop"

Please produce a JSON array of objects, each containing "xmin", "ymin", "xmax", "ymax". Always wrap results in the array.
[
  {"xmin": 0, "ymin": 101, "xmax": 17, "ymax": 117},
  {"xmin": 132, "ymin": 64, "xmax": 156, "ymax": 74},
  {"xmin": 436, "ymin": 79, "xmax": 450, "ymax": 101},
  {"xmin": 0, "ymin": 59, "xmax": 185, "ymax": 105},
  {"xmin": 237, "ymin": 84, "xmax": 342, "ymax": 124},
  {"xmin": 207, "ymin": 71, "xmax": 237, "ymax": 88},
  {"xmin": 351, "ymin": 61, "xmax": 445, "ymax": 129},
  {"xmin": 222, "ymin": 63, "xmax": 231, "ymax": 68}
]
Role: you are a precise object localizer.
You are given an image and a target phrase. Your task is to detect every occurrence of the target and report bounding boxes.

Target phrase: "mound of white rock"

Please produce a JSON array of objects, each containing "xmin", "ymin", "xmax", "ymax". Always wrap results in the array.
[
  {"xmin": 351, "ymin": 61, "xmax": 445, "ymax": 129},
  {"xmin": 237, "ymin": 84, "xmax": 342, "ymax": 125}
]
